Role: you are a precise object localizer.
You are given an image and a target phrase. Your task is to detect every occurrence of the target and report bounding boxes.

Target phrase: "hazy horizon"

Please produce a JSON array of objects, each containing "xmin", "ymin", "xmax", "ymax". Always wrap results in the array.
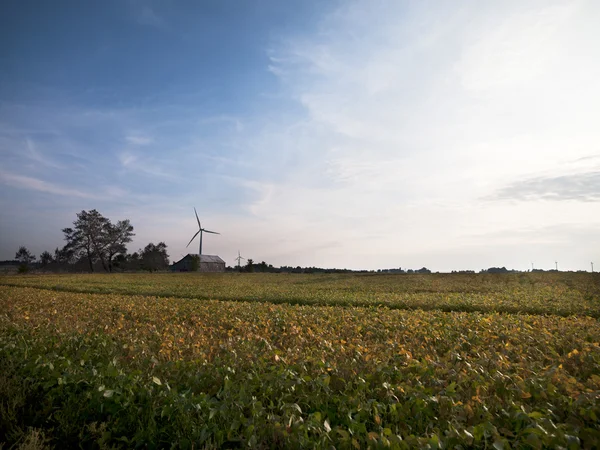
[{"xmin": 1, "ymin": 0, "xmax": 599, "ymax": 272}]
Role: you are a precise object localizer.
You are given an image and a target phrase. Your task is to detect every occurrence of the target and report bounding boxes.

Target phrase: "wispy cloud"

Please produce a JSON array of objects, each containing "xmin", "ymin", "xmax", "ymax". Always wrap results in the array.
[
  {"xmin": 118, "ymin": 151, "xmax": 176, "ymax": 179},
  {"xmin": 125, "ymin": 134, "xmax": 154, "ymax": 146},
  {"xmin": 0, "ymin": 171, "xmax": 99, "ymax": 199},
  {"xmin": 24, "ymin": 138, "xmax": 64, "ymax": 169}
]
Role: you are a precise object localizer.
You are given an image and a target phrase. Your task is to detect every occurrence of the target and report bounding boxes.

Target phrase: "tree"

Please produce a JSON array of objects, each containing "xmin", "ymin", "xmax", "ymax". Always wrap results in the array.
[
  {"xmin": 245, "ymin": 258, "xmax": 254, "ymax": 273},
  {"xmin": 39, "ymin": 251, "xmax": 54, "ymax": 267},
  {"xmin": 62, "ymin": 210, "xmax": 134, "ymax": 272},
  {"xmin": 15, "ymin": 246, "xmax": 35, "ymax": 273},
  {"xmin": 126, "ymin": 252, "xmax": 142, "ymax": 271},
  {"xmin": 105, "ymin": 220, "xmax": 135, "ymax": 272},
  {"xmin": 54, "ymin": 246, "xmax": 74, "ymax": 264},
  {"xmin": 15, "ymin": 246, "xmax": 35, "ymax": 265},
  {"xmin": 112, "ymin": 254, "xmax": 127, "ymax": 271},
  {"xmin": 141, "ymin": 242, "xmax": 169, "ymax": 272},
  {"xmin": 63, "ymin": 210, "xmax": 108, "ymax": 272}
]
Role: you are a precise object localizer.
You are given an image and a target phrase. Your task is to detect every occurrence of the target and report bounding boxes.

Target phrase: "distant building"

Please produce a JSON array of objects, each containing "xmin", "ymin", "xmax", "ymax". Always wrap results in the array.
[{"xmin": 170, "ymin": 254, "xmax": 225, "ymax": 272}]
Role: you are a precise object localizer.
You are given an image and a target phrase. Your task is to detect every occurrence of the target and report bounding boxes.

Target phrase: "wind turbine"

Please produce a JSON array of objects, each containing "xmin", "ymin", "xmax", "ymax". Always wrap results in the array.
[
  {"xmin": 235, "ymin": 250, "xmax": 245, "ymax": 268},
  {"xmin": 186, "ymin": 208, "xmax": 220, "ymax": 258}
]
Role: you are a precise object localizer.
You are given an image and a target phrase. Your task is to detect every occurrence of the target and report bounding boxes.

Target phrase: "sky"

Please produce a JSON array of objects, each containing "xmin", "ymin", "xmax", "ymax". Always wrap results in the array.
[{"xmin": 0, "ymin": 0, "xmax": 598, "ymax": 272}]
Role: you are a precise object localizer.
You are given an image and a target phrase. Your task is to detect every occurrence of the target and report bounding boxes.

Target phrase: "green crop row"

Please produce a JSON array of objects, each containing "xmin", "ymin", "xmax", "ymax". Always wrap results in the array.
[{"xmin": 1, "ymin": 285, "xmax": 599, "ymax": 448}]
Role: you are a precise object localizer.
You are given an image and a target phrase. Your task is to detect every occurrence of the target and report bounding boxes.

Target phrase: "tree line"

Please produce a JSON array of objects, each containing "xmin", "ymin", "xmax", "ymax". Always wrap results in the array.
[{"xmin": 13, "ymin": 210, "xmax": 169, "ymax": 273}]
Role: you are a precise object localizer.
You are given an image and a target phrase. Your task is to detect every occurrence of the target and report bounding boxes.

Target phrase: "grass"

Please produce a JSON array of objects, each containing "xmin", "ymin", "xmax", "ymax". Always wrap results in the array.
[{"xmin": 0, "ymin": 272, "xmax": 599, "ymax": 448}]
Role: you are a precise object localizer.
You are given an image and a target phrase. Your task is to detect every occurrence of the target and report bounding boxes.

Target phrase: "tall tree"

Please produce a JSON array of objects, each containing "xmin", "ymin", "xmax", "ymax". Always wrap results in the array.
[
  {"xmin": 62, "ymin": 210, "xmax": 134, "ymax": 272},
  {"xmin": 63, "ymin": 210, "xmax": 106, "ymax": 272},
  {"xmin": 105, "ymin": 220, "xmax": 135, "ymax": 272},
  {"xmin": 141, "ymin": 242, "xmax": 169, "ymax": 272}
]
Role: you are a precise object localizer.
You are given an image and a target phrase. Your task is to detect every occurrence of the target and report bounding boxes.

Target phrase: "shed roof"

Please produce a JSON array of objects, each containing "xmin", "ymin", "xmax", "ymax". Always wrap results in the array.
[
  {"xmin": 197, "ymin": 255, "xmax": 225, "ymax": 264},
  {"xmin": 172, "ymin": 254, "xmax": 225, "ymax": 265}
]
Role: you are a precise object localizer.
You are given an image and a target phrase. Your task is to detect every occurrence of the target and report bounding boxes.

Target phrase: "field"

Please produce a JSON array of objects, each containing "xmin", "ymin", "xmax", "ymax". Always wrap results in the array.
[{"xmin": 1, "ymin": 273, "xmax": 599, "ymax": 449}]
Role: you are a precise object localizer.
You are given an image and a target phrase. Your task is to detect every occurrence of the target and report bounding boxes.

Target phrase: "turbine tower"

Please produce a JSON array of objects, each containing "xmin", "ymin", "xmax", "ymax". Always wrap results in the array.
[
  {"xmin": 186, "ymin": 208, "xmax": 220, "ymax": 258},
  {"xmin": 235, "ymin": 250, "xmax": 245, "ymax": 268}
]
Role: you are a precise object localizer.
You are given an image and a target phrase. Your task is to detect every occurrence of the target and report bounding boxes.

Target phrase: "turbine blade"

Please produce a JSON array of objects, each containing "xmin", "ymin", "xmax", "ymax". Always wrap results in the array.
[
  {"xmin": 186, "ymin": 230, "xmax": 201, "ymax": 248},
  {"xmin": 194, "ymin": 207, "xmax": 201, "ymax": 228},
  {"xmin": 203, "ymin": 230, "xmax": 220, "ymax": 235}
]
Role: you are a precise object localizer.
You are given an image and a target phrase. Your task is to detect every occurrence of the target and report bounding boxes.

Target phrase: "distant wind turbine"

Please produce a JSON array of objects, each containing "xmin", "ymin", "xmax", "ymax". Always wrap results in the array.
[
  {"xmin": 555, "ymin": 261, "xmax": 558, "ymax": 271},
  {"xmin": 592, "ymin": 262, "xmax": 595, "ymax": 273},
  {"xmin": 235, "ymin": 250, "xmax": 245, "ymax": 268},
  {"xmin": 186, "ymin": 208, "xmax": 220, "ymax": 258}
]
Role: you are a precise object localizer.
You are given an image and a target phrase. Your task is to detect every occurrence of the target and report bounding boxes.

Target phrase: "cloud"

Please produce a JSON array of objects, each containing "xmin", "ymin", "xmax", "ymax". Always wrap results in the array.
[
  {"xmin": 211, "ymin": 0, "xmax": 600, "ymax": 269},
  {"xmin": 1, "ymin": 0, "xmax": 599, "ymax": 271},
  {"xmin": 0, "ymin": 171, "xmax": 100, "ymax": 199},
  {"xmin": 490, "ymin": 171, "xmax": 600, "ymax": 202},
  {"xmin": 118, "ymin": 151, "xmax": 176, "ymax": 179},
  {"xmin": 455, "ymin": 2, "xmax": 578, "ymax": 92},
  {"xmin": 24, "ymin": 138, "xmax": 65, "ymax": 169},
  {"xmin": 125, "ymin": 134, "xmax": 153, "ymax": 146}
]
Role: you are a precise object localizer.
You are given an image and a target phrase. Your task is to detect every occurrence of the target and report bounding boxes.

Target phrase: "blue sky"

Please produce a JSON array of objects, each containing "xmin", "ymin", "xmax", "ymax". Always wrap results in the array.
[{"xmin": 1, "ymin": 0, "xmax": 598, "ymax": 271}]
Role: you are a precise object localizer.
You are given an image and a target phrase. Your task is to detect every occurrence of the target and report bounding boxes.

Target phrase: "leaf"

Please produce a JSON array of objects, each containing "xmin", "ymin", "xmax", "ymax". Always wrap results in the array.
[
  {"xmin": 152, "ymin": 376, "xmax": 162, "ymax": 385},
  {"xmin": 428, "ymin": 434, "xmax": 440, "ymax": 448},
  {"xmin": 336, "ymin": 429, "xmax": 350, "ymax": 440},
  {"xmin": 324, "ymin": 420, "xmax": 331, "ymax": 433},
  {"xmin": 103, "ymin": 389, "xmax": 114, "ymax": 398}
]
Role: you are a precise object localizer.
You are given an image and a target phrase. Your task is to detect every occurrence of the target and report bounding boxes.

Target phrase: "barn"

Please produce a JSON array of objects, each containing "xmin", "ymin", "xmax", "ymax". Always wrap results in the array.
[{"xmin": 170, "ymin": 254, "xmax": 225, "ymax": 273}]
